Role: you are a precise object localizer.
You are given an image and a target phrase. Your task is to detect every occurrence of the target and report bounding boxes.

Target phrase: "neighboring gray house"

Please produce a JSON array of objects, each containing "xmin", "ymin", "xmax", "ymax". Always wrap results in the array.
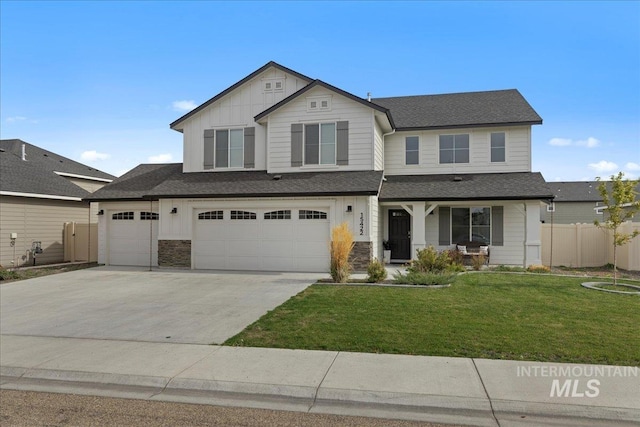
[
  {"xmin": 0, "ymin": 139, "xmax": 115, "ymax": 267},
  {"xmin": 88, "ymin": 61, "xmax": 553, "ymax": 272},
  {"xmin": 541, "ymin": 181, "xmax": 640, "ymax": 224}
]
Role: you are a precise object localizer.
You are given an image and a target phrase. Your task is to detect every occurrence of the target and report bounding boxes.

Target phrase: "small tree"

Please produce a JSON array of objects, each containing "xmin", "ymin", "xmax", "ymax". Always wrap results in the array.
[
  {"xmin": 594, "ymin": 172, "xmax": 640, "ymax": 284},
  {"xmin": 330, "ymin": 222, "xmax": 354, "ymax": 283}
]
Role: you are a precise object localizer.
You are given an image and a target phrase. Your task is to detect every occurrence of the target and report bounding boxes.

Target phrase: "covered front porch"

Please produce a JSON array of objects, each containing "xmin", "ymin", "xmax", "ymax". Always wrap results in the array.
[{"xmin": 379, "ymin": 200, "xmax": 544, "ymax": 267}]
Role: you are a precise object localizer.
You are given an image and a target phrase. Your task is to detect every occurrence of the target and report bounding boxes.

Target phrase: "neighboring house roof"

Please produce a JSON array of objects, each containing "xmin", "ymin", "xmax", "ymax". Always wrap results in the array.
[
  {"xmin": 170, "ymin": 61, "xmax": 314, "ymax": 130},
  {"xmin": 86, "ymin": 164, "xmax": 384, "ymax": 201},
  {"xmin": 372, "ymin": 89, "xmax": 542, "ymax": 130},
  {"xmin": 547, "ymin": 181, "xmax": 640, "ymax": 202},
  {"xmin": 379, "ymin": 172, "xmax": 553, "ymax": 201},
  {"xmin": 254, "ymin": 80, "xmax": 394, "ymax": 127},
  {"xmin": 0, "ymin": 139, "xmax": 116, "ymax": 200}
]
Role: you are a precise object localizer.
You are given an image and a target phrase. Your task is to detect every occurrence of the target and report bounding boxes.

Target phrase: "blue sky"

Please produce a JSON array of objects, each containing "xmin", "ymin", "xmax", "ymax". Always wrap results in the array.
[{"xmin": 1, "ymin": 1, "xmax": 639, "ymax": 180}]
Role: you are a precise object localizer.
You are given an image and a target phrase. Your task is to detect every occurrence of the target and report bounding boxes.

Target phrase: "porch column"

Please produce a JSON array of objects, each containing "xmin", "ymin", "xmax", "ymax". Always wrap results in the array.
[
  {"xmin": 411, "ymin": 202, "xmax": 426, "ymax": 257},
  {"xmin": 524, "ymin": 201, "xmax": 542, "ymax": 266}
]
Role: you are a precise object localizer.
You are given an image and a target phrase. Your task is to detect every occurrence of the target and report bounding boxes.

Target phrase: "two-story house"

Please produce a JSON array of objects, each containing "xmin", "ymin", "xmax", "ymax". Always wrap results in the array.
[{"xmin": 88, "ymin": 62, "xmax": 553, "ymax": 271}]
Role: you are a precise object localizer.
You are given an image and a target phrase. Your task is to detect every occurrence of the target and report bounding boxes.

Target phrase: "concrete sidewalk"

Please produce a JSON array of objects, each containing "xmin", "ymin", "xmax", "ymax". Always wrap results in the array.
[{"xmin": 1, "ymin": 335, "xmax": 638, "ymax": 426}]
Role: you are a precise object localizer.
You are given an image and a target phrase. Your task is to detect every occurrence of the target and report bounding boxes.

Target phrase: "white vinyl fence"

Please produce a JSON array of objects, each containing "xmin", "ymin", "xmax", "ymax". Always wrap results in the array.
[{"xmin": 541, "ymin": 222, "xmax": 640, "ymax": 271}]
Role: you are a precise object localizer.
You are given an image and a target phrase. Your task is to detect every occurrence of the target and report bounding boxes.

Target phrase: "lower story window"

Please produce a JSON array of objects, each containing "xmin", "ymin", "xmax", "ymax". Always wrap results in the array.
[
  {"xmin": 451, "ymin": 207, "xmax": 491, "ymax": 244},
  {"xmin": 112, "ymin": 212, "xmax": 134, "ymax": 220},
  {"xmin": 198, "ymin": 210, "xmax": 223, "ymax": 220},
  {"xmin": 264, "ymin": 210, "xmax": 291, "ymax": 220},
  {"xmin": 140, "ymin": 212, "xmax": 159, "ymax": 220}
]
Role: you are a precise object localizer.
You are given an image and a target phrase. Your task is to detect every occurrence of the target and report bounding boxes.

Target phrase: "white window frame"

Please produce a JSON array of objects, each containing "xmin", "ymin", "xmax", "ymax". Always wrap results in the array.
[
  {"xmin": 303, "ymin": 122, "xmax": 337, "ymax": 166},
  {"xmin": 490, "ymin": 132, "xmax": 506, "ymax": 163},
  {"xmin": 439, "ymin": 134, "xmax": 470, "ymax": 164},
  {"xmin": 215, "ymin": 128, "xmax": 244, "ymax": 169},
  {"xmin": 405, "ymin": 136, "xmax": 419, "ymax": 165},
  {"xmin": 306, "ymin": 95, "xmax": 332, "ymax": 112},
  {"xmin": 547, "ymin": 202, "xmax": 556, "ymax": 213},
  {"xmin": 451, "ymin": 207, "xmax": 491, "ymax": 244},
  {"xmin": 263, "ymin": 78, "xmax": 284, "ymax": 93}
]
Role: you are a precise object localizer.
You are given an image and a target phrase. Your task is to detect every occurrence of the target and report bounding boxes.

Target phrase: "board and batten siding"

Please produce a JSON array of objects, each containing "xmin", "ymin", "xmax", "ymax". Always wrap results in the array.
[
  {"xmin": 66, "ymin": 178, "xmax": 109, "ymax": 194},
  {"xmin": 267, "ymin": 87, "xmax": 375, "ymax": 174},
  {"xmin": 180, "ymin": 68, "xmax": 309, "ymax": 173},
  {"xmin": 0, "ymin": 195, "xmax": 92, "ymax": 267},
  {"xmin": 383, "ymin": 126, "xmax": 532, "ymax": 175},
  {"xmin": 373, "ymin": 119, "xmax": 384, "ymax": 171}
]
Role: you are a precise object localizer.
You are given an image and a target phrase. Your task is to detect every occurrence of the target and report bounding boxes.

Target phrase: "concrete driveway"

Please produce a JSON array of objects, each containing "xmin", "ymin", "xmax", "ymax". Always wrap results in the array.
[{"xmin": 0, "ymin": 266, "xmax": 318, "ymax": 344}]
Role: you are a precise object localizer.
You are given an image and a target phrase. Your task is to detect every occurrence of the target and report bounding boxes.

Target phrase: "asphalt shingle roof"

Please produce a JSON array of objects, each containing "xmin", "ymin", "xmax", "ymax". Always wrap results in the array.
[
  {"xmin": 546, "ymin": 181, "xmax": 640, "ymax": 202},
  {"xmin": 372, "ymin": 89, "xmax": 542, "ymax": 130},
  {"xmin": 86, "ymin": 164, "xmax": 384, "ymax": 201},
  {"xmin": 379, "ymin": 172, "xmax": 553, "ymax": 201},
  {"xmin": 0, "ymin": 139, "xmax": 116, "ymax": 198}
]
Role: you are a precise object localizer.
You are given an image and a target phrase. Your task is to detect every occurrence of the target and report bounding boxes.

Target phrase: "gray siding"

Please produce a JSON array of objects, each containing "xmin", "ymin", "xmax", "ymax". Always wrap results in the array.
[{"xmin": 540, "ymin": 202, "xmax": 608, "ymax": 224}]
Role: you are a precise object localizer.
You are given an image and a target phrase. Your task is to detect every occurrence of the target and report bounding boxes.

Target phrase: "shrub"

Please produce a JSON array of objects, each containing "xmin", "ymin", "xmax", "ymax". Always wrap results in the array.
[
  {"xmin": 444, "ymin": 249, "xmax": 464, "ymax": 266},
  {"xmin": 527, "ymin": 264, "xmax": 551, "ymax": 273},
  {"xmin": 393, "ymin": 270, "xmax": 457, "ymax": 286},
  {"xmin": 471, "ymin": 254, "xmax": 486, "ymax": 271},
  {"xmin": 366, "ymin": 258, "xmax": 387, "ymax": 283},
  {"xmin": 410, "ymin": 246, "xmax": 464, "ymax": 273},
  {"xmin": 330, "ymin": 222, "xmax": 354, "ymax": 283},
  {"xmin": 0, "ymin": 267, "xmax": 19, "ymax": 281}
]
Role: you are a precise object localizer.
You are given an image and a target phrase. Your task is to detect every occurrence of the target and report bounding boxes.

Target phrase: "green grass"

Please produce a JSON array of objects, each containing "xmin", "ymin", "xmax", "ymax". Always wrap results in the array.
[
  {"xmin": 0, "ymin": 263, "xmax": 96, "ymax": 283},
  {"xmin": 225, "ymin": 273, "xmax": 640, "ymax": 366}
]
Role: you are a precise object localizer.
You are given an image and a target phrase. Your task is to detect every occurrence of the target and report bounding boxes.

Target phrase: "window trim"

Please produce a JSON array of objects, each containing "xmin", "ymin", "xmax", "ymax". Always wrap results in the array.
[
  {"xmin": 299, "ymin": 209, "xmax": 328, "ymax": 220},
  {"xmin": 405, "ymin": 136, "xmax": 419, "ymax": 165},
  {"xmin": 215, "ymin": 128, "xmax": 244, "ymax": 169},
  {"xmin": 451, "ymin": 207, "xmax": 491, "ymax": 245},
  {"xmin": 439, "ymin": 134, "xmax": 470, "ymax": 164},
  {"xmin": 490, "ymin": 132, "xmax": 506, "ymax": 163},
  {"xmin": 230, "ymin": 210, "xmax": 257, "ymax": 220},
  {"xmin": 140, "ymin": 212, "xmax": 159, "ymax": 221},
  {"xmin": 303, "ymin": 122, "xmax": 337, "ymax": 166},
  {"xmin": 306, "ymin": 95, "xmax": 332, "ymax": 112},
  {"xmin": 547, "ymin": 202, "xmax": 555, "ymax": 213},
  {"xmin": 198, "ymin": 210, "xmax": 224, "ymax": 220},
  {"xmin": 264, "ymin": 210, "xmax": 292, "ymax": 220},
  {"xmin": 112, "ymin": 211, "xmax": 134, "ymax": 220}
]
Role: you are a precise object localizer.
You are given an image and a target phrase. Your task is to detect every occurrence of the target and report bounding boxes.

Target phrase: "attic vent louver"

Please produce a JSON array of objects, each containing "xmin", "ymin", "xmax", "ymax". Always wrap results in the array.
[{"xmin": 453, "ymin": 176, "xmax": 463, "ymax": 182}]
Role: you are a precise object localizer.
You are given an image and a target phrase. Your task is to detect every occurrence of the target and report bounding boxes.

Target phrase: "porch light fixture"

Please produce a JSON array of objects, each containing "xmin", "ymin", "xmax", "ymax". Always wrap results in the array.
[
  {"xmin": 97, "ymin": 210, "xmax": 104, "ymax": 215},
  {"xmin": 170, "ymin": 207, "xmax": 178, "ymax": 214}
]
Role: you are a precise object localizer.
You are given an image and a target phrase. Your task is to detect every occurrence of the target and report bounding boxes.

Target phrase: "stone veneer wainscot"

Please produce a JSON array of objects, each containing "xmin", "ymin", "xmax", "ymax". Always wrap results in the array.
[{"xmin": 158, "ymin": 240, "xmax": 191, "ymax": 268}]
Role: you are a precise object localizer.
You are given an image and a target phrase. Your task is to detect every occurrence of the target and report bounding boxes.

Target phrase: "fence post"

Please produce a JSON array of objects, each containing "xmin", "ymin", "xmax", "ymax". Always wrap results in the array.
[{"xmin": 575, "ymin": 223, "xmax": 582, "ymax": 268}]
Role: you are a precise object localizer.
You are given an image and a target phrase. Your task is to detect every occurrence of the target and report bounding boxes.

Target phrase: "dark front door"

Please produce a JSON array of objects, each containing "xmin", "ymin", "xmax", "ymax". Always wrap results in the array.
[{"xmin": 389, "ymin": 209, "xmax": 411, "ymax": 260}]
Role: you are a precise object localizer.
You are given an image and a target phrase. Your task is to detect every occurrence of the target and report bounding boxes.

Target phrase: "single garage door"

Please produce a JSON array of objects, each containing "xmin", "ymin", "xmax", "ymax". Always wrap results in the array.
[
  {"xmin": 108, "ymin": 211, "xmax": 158, "ymax": 266},
  {"xmin": 193, "ymin": 208, "xmax": 330, "ymax": 272}
]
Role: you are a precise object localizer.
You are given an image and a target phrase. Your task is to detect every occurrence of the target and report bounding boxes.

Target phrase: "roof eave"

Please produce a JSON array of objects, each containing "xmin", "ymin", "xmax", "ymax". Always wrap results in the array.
[
  {"xmin": 170, "ymin": 61, "xmax": 314, "ymax": 130},
  {"xmin": 144, "ymin": 190, "xmax": 380, "ymax": 200},
  {"xmin": 394, "ymin": 120, "xmax": 543, "ymax": 132},
  {"xmin": 379, "ymin": 195, "xmax": 553, "ymax": 202}
]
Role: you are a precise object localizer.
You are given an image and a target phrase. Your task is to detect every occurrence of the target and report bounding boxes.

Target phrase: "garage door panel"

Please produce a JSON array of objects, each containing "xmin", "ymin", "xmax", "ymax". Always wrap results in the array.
[
  {"xmin": 108, "ymin": 213, "xmax": 158, "ymax": 267},
  {"xmin": 260, "ymin": 223, "xmax": 294, "ymax": 239},
  {"xmin": 194, "ymin": 208, "xmax": 329, "ymax": 272},
  {"xmin": 227, "ymin": 240, "xmax": 260, "ymax": 257}
]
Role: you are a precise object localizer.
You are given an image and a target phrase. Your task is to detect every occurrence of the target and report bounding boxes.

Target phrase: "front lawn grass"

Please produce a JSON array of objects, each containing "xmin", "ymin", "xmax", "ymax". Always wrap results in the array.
[{"xmin": 225, "ymin": 273, "xmax": 640, "ymax": 366}]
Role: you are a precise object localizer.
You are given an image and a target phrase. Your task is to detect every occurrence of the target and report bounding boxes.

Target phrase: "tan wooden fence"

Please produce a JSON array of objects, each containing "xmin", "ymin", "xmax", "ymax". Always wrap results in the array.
[
  {"xmin": 541, "ymin": 222, "xmax": 640, "ymax": 271},
  {"xmin": 63, "ymin": 222, "xmax": 98, "ymax": 263}
]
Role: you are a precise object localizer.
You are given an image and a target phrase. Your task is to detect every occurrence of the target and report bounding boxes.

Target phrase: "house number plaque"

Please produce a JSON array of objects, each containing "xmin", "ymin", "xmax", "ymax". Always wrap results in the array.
[{"xmin": 359, "ymin": 212, "xmax": 364, "ymax": 236}]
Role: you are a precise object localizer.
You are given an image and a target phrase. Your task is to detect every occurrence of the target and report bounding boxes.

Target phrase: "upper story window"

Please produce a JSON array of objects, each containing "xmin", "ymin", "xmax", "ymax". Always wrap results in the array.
[
  {"xmin": 215, "ymin": 129, "xmax": 244, "ymax": 168},
  {"xmin": 439, "ymin": 134, "xmax": 469, "ymax": 164},
  {"xmin": 547, "ymin": 203, "xmax": 555, "ymax": 213},
  {"xmin": 405, "ymin": 136, "xmax": 419, "ymax": 165},
  {"xmin": 307, "ymin": 96, "xmax": 332, "ymax": 112},
  {"xmin": 304, "ymin": 122, "xmax": 336, "ymax": 165},
  {"xmin": 491, "ymin": 132, "xmax": 506, "ymax": 162},
  {"xmin": 204, "ymin": 127, "xmax": 254, "ymax": 170},
  {"xmin": 264, "ymin": 78, "xmax": 284, "ymax": 93}
]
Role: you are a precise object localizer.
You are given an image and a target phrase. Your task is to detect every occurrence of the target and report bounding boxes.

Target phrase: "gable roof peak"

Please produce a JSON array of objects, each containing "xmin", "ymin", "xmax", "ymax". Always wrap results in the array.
[{"xmin": 169, "ymin": 61, "xmax": 314, "ymax": 130}]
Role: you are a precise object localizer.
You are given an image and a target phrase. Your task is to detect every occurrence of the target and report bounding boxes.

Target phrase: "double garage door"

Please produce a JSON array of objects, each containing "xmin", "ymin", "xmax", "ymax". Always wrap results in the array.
[
  {"xmin": 193, "ymin": 208, "xmax": 330, "ymax": 272},
  {"xmin": 108, "ymin": 211, "xmax": 158, "ymax": 266}
]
